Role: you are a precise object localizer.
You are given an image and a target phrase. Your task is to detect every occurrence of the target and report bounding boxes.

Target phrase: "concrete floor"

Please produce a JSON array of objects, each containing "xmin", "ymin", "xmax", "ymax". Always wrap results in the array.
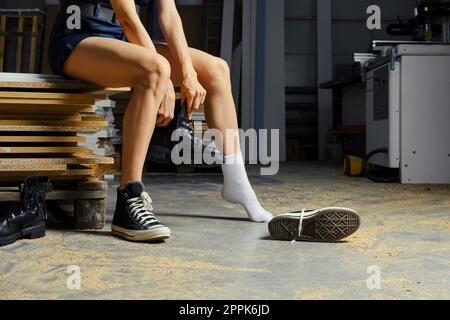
[{"xmin": 0, "ymin": 162, "xmax": 449, "ymax": 300}]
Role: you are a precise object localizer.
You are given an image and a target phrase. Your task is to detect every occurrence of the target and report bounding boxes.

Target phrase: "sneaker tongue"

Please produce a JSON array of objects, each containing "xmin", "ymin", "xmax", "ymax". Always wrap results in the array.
[{"xmin": 124, "ymin": 181, "xmax": 145, "ymax": 198}]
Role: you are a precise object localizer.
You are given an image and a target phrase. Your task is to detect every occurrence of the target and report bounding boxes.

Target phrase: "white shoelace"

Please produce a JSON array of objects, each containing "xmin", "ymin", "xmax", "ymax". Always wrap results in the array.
[
  {"xmin": 127, "ymin": 192, "xmax": 159, "ymax": 227},
  {"xmin": 291, "ymin": 208, "xmax": 306, "ymax": 244}
]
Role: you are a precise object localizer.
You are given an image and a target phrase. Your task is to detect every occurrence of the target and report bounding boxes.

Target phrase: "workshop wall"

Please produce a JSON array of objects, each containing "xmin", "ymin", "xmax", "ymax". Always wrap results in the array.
[{"xmin": 285, "ymin": 0, "xmax": 417, "ymax": 87}]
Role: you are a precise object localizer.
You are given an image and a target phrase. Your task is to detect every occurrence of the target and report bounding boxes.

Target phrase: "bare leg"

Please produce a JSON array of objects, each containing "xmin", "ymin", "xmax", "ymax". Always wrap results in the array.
[
  {"xmin": 63, "ymin": 37, "xmax": 171, "ymax": 186},
  {"xmin": 154, "ymin": 44, "xmax": 273, "ymax": 222}
]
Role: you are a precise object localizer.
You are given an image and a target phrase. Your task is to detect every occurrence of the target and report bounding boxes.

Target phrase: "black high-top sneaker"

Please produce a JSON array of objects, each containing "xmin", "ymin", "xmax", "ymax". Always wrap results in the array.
[
  {"xmin": 111, "ymin": 182, "xmax": 170, "ymax": 242},
  {"xmin": 0, "ymin": 176, "xmax": 50, "ymax": 247}
]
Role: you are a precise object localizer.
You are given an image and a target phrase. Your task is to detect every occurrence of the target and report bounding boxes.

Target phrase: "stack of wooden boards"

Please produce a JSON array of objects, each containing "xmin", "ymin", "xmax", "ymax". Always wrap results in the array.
[
  {"xmin": 78, "ymin": 98, "xmax": 119, "ymax": 157},
  {"xmin": 0, "ymin": 72, "xmax": 129, "ymax": 229}
]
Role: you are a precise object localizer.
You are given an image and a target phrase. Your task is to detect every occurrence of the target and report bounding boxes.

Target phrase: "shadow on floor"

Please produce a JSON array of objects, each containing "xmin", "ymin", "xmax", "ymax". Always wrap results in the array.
[{"xmin": 157, "ymin": 211, "xmax": 251, "ymax": 222}]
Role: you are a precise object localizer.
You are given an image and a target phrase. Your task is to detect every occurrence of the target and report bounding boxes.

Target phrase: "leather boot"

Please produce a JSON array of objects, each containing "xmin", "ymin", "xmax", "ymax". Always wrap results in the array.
[{"xmin": 0, "ymin": 176, "xmax": 50, "ymax": 246}]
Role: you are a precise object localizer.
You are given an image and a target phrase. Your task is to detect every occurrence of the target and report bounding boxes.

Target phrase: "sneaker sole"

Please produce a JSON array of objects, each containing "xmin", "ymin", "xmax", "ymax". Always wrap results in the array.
[
  {"xmin": 111, "ymin": 225, "xmax": 171, "ymax": 242},
  {"xmin": 0, "ymin": 223, "xmax": 46, "ymax": 247},
  {"xmin": 268, "ymin": 207, "xmax": 360, "ymax": 242}
]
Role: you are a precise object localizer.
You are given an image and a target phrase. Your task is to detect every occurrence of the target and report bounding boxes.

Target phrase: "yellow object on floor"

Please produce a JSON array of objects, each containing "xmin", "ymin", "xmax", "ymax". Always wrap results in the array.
[{"xmin": 344, "ymin": 155, "xmax": 363, "ymax": 176}]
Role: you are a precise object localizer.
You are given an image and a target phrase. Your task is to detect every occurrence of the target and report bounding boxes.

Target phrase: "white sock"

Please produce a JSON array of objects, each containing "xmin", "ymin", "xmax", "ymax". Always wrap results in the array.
[{"xmin": 221, "ymin": 152, "xmax": 273, "ymax": 223}]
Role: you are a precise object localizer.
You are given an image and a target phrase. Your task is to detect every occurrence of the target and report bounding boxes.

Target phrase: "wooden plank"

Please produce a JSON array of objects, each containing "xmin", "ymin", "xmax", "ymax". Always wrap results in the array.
[
  {"xmin": 29, "ymin": 16, "xmax": 39, "ymax": 73},
  {"xmin": 0, "ymin": 125, "xmax": 103, "ymax": 132},
  {"xmin": 0, "ymin": 190, "xmax": 106, "ymax": 201},
  {"xmin": 0, "ymin": 136, "xmax": 86, "ymax": 143},
  {"xmin": 0, "ymin": 164, "xmax": 66, "ymax": 171},
  {"xmin": 0, "ymin": 81, "xmax": 99, "ymax": 91},
  {"xmin": 86, "ymin": 87, "xmax": 132, "ymax": 95},
  {"xmin": 15, "ymin": 16, "xmax": 24, "ymax": 73},
  {"xmin": 0, "ymin": 104, "xmax": 93, "ymax": 113},
  {"xmin": 0, "ymin": 16, "xmax": 6, "ymax": 72},
  {"xmin": 70, "ymin": 152, "xmax": 114, "ymax": 163},
  {"xmin": 0, "ymin": 168, "xmax": 93, "ymax": 176},
  {"xmin": 0, "ymin": 98, "xmax": 95, "ymax": 106},
  {"xmin": 81, "ymin": 116, "xmax": 106, "ymax": 122},
  {"xmin": 0, "ymin": 72, "xmax": 130, "ymax": 93},
  {"xmin": 0, "ymin": 175, "xmax": 96, "ymax": 182},
  {"xmin": 0, "ymin": 146, "xmax": 92, "ymax": 154},
  {"xmin": 0, "ymin": 120, "xmax": 108, "ymax": 127},
  {"xmin": 0, "ymin": 114, "xmax": 81, "ymax": 121},
  {"xmin": 0, "ymin": 156, "xmax": 114, "ymax": 166},
  {"xmin": 0, "ymin": 91, "xmax": 106, "ymax": 101}
]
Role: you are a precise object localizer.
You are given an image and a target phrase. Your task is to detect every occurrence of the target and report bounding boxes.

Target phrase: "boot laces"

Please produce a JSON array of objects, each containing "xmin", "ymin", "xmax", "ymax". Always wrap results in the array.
[{"xmin": 127, "ymin": 192, "xmax": 159, "ymax": 227}]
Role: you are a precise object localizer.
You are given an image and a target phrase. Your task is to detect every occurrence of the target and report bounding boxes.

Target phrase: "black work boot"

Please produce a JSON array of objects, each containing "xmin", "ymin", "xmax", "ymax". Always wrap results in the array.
[
  {"xmin": 111, "ymin": 181, "xmax": 170, "ymax": 242},
  {"xmin": 0, "ymin": 176, "xmax": 50, "ymax": 247}
]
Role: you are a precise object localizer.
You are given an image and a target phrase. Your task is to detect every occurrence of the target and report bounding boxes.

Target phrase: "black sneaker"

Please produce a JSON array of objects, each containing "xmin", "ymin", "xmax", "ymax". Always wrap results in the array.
[
  {"xmin": 268, "ymin": 207, "xmax": 360, "ymax": 242},
  {"xmin": 0, "ymin": 176, "xmax": 50, "ymax": 247},
  {"xmin": 111, "ymin": 181, "xmax": 170, "ymax": 242}
]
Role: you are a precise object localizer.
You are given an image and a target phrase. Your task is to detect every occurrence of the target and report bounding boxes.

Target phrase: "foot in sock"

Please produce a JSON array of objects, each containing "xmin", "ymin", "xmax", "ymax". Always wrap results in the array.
[{"xmin": 221, "ymin": 152, "xmax": 273, "ymax": 223}]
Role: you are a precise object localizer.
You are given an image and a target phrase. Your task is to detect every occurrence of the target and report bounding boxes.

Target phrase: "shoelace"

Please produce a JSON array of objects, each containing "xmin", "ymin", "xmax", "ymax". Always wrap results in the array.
[
  {"xmin": 291, "ymin": 208, "xmax": 306, "ymax": 244},
  {"xmin": 127, "ymin": 192, "xmax": 159, "ymax": 227}
]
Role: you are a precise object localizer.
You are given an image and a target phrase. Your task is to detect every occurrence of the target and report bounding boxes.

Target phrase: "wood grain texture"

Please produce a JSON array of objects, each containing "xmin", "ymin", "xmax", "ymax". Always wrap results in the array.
[
  {"xmin": 0, "ymin": 146, "xmax": 92, "ymax": 154},
  {"xmin": 0, "ymin": 104, "xmax": 93, "ymax": 113},
  {"xmin": 0, "ymin": 125, "xmax": 105, "ymax": 132},
  {"xmin": 0, "ymin": 91, "xmax": 106, "ymax": 100},
  {"xmin": 0, "ymin": 164, "xmax": 67, "ymax": 172},
  {"xmin": 0, "ymin": 190, "xmax": 106, "ymax": 201},
  {"xmin": 0, "ymin": 120, "xmax": 108, "ymax": 127},
  {"xmin": 0, "ymin": 136, "xmax": 86, "ymax": 143},
  {"xmin": 0, "ymin": 168, "xmax": 93, "ymax": 177},
  {"xmin": 0, "ymin": 156, "xmax": 114, "ymax": 166}
]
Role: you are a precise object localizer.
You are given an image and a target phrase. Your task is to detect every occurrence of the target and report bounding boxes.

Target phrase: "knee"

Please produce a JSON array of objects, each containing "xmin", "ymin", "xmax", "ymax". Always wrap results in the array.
[
  {"xmin": 206, "ymin": 57, "xmax": 230, "ymax": 85},
  {"xmin": 135, "ymin": 54, "xmax": 171, "ymax": 91}
]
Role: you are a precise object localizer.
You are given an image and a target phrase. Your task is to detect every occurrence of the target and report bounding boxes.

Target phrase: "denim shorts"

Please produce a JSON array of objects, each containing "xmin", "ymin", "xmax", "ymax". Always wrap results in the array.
[{"xmin": 48, "ymin": 9, "xmax": 127, "ymax": 77}]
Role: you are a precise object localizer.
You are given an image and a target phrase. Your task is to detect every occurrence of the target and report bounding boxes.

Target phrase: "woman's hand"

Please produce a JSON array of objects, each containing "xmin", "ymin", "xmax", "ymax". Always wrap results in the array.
[
  {"xmin": 156, "ymin": 80, "xmax": 176, "ymax": 127},
  {"xmin": 181, "ymin": 71, "xmax": 207, "ymax": 119}
]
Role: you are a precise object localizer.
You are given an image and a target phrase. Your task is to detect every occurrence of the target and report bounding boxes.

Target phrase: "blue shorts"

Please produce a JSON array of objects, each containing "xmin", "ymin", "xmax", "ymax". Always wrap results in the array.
[{"xmin": 48, "ymin": 9, "xmax": 128, "ymax": 77}]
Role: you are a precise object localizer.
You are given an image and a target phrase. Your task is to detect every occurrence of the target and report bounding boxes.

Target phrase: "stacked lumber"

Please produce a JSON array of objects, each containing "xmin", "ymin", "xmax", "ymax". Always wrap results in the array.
[
  {"xmin": 0, "ymin": 90, "xmax": 115, "ymax": 182},
  {"xmin": 0, "ymin": 73, "xmax": 129, "ymax": 181},
  {"xmin": 0, "ymin": 72, "xmax": 130, "ymax": 228},
  {"xmin": 78, "ymin": 99, "xmax": 119, "ymax": 157}
]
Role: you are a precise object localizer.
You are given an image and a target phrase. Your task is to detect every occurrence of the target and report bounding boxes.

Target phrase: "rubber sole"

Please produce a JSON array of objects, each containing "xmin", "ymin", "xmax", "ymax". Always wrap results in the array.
[
  {"xmin": 0, "ymin": 223, "xmax": 46, "ymax": 247},
  {"xmin": 268, "ymin": 207, "xmax": 360, "ymax": 242},
  {"xmin": 111, "ymin": 225, "xmax": 171, "ymax": 242}
]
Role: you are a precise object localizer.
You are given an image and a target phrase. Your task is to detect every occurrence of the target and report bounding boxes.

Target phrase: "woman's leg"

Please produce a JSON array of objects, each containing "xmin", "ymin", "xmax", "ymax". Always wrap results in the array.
[
  {"xmin": 63, "ymin": 37, "xmax": 172, "ymax": 241},
  {"xmin": 154, "ymin": 44, "xmax": 239, "ymax": 155},
  {"xmin": 63, "ymin": 37, "xmax": 171, "ymax": 187},
  {"xmin": 155, "ymin": 44, "xmax": 273, "ymax": 222}
]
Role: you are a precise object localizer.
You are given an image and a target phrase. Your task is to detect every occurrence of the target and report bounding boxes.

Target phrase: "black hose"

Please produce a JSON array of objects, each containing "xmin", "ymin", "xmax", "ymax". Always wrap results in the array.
[{"xmin": 362, "ymin": 148, "xmax": 399, "ymax": 183}]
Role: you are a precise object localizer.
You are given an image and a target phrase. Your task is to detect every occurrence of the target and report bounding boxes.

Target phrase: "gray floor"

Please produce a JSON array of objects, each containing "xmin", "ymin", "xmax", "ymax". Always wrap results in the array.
[{"xmin": 1, "ymin": 162, "xmax": 449, "ymax": 300}]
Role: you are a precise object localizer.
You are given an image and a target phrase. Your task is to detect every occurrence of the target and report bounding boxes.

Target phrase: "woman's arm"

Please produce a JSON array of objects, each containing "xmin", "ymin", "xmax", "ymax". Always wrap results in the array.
[
  {"xmin": 156, "ymin": 0, "xmax": 206, "ymax": 114},
  {"xmin": 110, "ymin": 0, "xmax": 156, "ymax": 52}
]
